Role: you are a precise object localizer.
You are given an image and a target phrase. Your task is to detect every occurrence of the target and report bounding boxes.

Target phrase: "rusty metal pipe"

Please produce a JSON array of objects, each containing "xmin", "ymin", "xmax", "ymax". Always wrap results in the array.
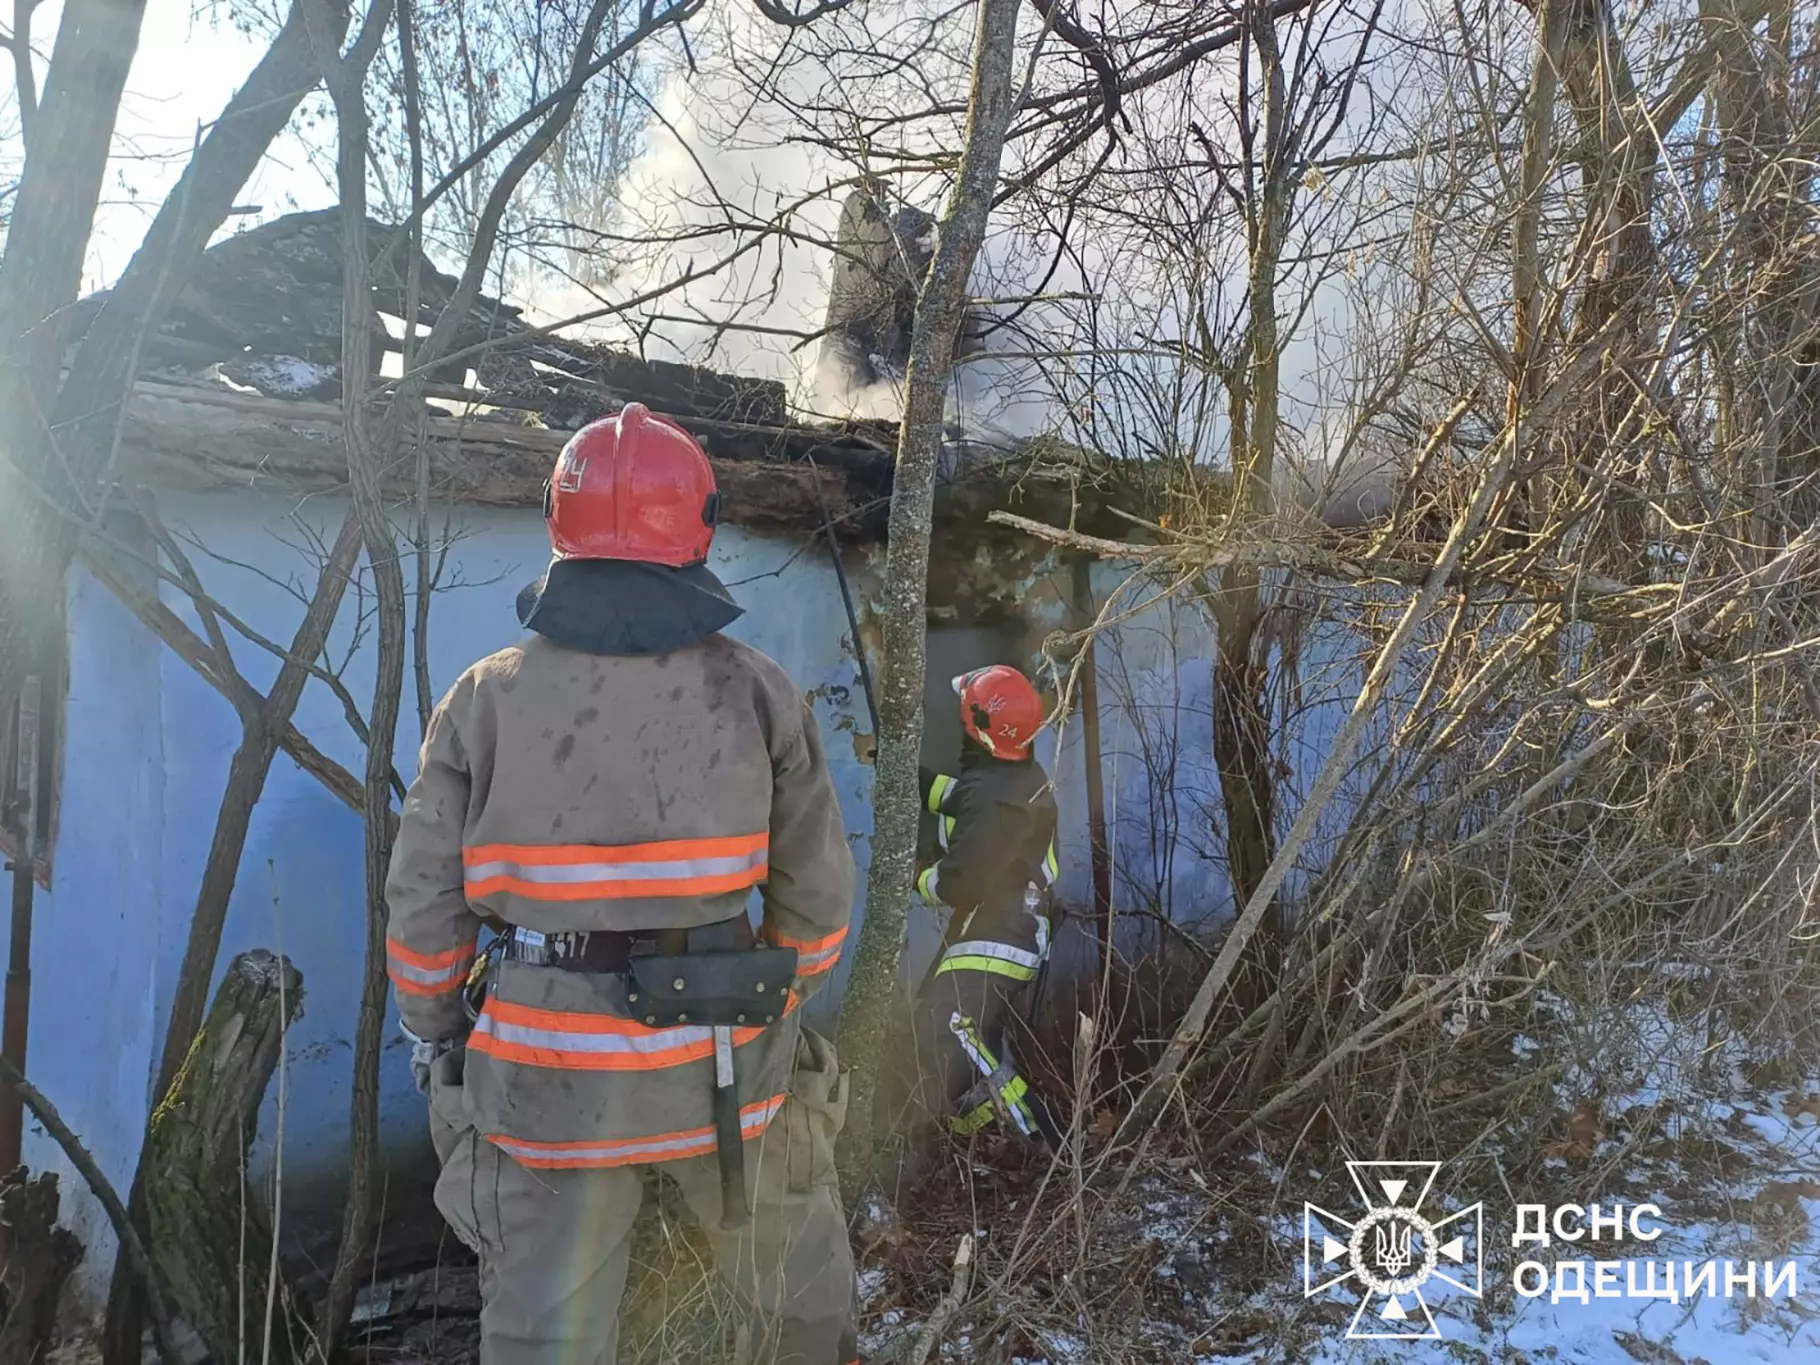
[{"xmin": 0, "ymin": 675, "xmax": 42, "ymax": 1172}]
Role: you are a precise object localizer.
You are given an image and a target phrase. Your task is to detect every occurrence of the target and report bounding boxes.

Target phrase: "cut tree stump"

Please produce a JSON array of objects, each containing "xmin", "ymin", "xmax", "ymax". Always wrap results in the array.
[
  {"xmin": 143, "ymin": 950, "xmax": 311, "ymax": 1365},
  {"xmin": 0, "ymin": 1168, "xmax": 82, "ymax": 1365}
]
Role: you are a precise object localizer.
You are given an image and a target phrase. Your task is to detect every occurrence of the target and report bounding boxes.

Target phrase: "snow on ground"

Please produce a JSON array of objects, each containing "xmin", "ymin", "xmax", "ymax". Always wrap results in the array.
[{"xmin": 870, "ymin": 992, "xmax": 1820, "ymax": 1364}]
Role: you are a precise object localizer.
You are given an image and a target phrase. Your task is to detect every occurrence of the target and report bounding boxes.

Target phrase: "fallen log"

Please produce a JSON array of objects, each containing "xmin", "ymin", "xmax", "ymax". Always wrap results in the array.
[{"xmin": 143, "ymin": 950, "xmax": 310, "ymax": 1365}]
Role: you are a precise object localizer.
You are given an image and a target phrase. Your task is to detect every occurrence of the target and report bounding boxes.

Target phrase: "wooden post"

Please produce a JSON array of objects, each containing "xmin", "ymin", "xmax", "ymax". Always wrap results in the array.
[{"xmin": 0, "ymin": 675, "xmax": 42, "ymax": 1174}]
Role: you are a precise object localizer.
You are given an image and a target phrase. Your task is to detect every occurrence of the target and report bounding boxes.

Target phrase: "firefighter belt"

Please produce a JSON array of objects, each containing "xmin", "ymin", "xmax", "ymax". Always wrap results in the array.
[{"xmin": 475, "ymin": 916, "xmax": 799, "ymax": 1228}]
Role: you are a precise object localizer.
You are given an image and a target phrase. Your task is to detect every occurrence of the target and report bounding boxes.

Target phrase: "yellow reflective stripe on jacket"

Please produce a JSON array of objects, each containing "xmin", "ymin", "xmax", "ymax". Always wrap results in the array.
[
  {"xmin": 938, "ymin": 815, "xmax": 956, "ymax": 851},
  {"xmin": 1041, "ymin": 841, "xmax": 1058, "ymax": 885},
  {"xmin": 936, "ymin": 954, "xmax": 1037, "ymax": 982},
  {"xmin": 916, "ymin": 865, "xmax": 941, "ymax": 902},
  {"xmin": 486, "ymin": 1093, "xmax": 787, "ymax": 1169},
  {"xmin": 935, "ymin": 939, "xmax": 1042, "ymax": 982},
  {"xmin": 926, "ymin": 773, "xmax": 957, "ymax": 815}
]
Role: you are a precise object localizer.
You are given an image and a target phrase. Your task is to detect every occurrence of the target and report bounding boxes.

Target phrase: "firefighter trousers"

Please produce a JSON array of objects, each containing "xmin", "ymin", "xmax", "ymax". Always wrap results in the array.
[
  {"xmin": 909, "ymin": 964, "xmax": 1043, "ymax": 1138},
  {"xmin": 425, "ymin": 1040, "xmax": 859, "ymax": 1365}
]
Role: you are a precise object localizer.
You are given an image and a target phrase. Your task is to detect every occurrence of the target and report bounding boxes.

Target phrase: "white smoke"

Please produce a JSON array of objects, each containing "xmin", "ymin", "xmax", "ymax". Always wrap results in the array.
[
  {"xmin": 507, "ymin": 0, "xmax": 1080, "ymax": 441},
  {"xmin": 508, "ymin": 0, "xmax": 1429, "ymax": 496},
  {"xmin": 511, "ymin": 5, "xmax": 932, "ymax": 402}
]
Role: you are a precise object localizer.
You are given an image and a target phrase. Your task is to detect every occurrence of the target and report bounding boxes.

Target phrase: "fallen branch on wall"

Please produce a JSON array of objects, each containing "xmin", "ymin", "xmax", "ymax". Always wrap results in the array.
[
  {"xmin": 985, "ymin": 509, "xmax": 1652, "ymax": 602},
  {"xmin": 77, "ymin": 542, "xmax": 371, "ymax": 817}
]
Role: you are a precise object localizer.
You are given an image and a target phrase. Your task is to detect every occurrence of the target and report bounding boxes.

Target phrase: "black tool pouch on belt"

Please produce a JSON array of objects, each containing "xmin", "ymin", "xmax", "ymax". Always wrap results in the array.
[{"xmin": 622, "ymin": 946, "xmax": 799, "ymax": 1027}]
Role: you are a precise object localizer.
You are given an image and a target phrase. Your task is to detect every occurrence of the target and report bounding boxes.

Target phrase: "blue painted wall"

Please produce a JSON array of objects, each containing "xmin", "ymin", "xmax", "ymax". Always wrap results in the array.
[
  {"xmin": 22, "ymin": 541, "xmax": 173, "ymax": 1287},
  {"xmin": 29, "ymin": 490, "xmax": 880, "ymax": 1308},
  {"xmin": 25, "ymin": 490, "xmax": 1403, "ymax": 1313}
]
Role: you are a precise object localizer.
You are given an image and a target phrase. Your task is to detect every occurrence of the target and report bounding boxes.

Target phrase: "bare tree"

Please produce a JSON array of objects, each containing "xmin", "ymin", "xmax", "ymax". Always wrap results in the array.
[
  {"xmin": 832, "ymin": 0, "xmax": 1028, "ymax": 1188},
  {"xmin": 303, "ymin": 0, "xmax": 406, "ymax": 1349}
]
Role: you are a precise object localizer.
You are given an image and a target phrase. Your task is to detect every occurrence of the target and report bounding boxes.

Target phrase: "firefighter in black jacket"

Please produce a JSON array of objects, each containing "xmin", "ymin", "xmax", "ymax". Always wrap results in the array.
[{"xmin": 911, "ymin": 665, "xmax": 1062, "ymax": 1145}]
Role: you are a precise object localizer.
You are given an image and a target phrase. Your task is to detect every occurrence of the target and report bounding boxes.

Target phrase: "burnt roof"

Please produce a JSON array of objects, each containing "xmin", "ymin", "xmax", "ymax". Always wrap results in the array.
[{"xmin": 88, "ymin": 209, "xmax": 1143, "ymax": 547}]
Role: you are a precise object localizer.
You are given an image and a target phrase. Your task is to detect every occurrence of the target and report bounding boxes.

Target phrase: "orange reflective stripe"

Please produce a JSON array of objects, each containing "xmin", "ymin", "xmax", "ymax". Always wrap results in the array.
[
  {"xmin": 486, "ymin": 1094, "xmax": 787, "ymax": 1169},
  {"xmin": 468, "ymin": 992, "xmax": 798, "ymax": 1072},
  {"xmin": 773, "ymin": 924, "xmax": 847, "ymax": 976},
  {"xmin": 462, "ymin": 833, "xmax": 769, "ymax": 901},
  {"xmin": 386, "ymin": 937, "xmax": 474, "ymax": 996}
]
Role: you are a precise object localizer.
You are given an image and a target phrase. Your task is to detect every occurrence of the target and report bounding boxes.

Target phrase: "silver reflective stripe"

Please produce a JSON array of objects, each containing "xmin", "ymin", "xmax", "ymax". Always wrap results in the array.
[
  {"xmin": 493, "ymin": 1131, "xmax": 708, "ymax": 1162},
  {"xmin": 948, "ymin": 1012, "xmax": 999, "ymax": 1077},
  {"xmin": 474, "ymin": 1014, "xmax": 714, "ymax": 1055},
  {"xmin": 1028, "ymin": 909, "xmax": 1051, "ymax": 961},
  {"xmin": 941, "ymin": 940, "xmax": 1043, "ymax": 971},
  {"xmin": 466, "ymin": 849, "xmax": 767, "ymax": 885},
  {"xmin": 490, "ymin": 1097, "xmax": 784, "ymax": 1165},
  {"xmin": 796, "ymin": 941, "xmax": 843, "ymax": 973},
  {"xmin": 389, "ymin": 959, "xmax": 467, "ymax": 988}
]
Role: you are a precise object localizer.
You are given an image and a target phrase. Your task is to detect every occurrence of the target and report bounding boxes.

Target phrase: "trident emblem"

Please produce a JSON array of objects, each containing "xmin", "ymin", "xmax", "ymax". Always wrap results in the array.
[
  {"xmin": 1374, "ymin": 1220, "xmax": 1413, "ymax": 1278},
  {"xmin": 1304, "ymin": 1161, "xmax": 1484, "ymax": 1341}
]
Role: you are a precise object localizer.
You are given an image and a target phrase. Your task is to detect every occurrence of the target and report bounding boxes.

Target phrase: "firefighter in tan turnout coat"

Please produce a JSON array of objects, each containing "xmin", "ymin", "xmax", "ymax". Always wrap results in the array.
[{"xmin": 385, "ymin": 402, "xmax": 860, "ymax": 1365}]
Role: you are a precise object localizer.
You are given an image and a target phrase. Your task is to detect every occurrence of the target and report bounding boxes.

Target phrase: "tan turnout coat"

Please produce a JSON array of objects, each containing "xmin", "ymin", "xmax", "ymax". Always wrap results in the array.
[{"xmin": 384, "ymin": 630, "xmax": 855, "ymax": 1168}]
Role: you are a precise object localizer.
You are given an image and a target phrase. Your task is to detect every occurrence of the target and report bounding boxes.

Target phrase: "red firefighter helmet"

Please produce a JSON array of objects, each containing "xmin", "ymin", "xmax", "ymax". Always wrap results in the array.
[
  {"xmin": 954, "ymin": 665, "xmax": 1044, "ymax": 759},
  {"xmin": 544, "ymin": 403, "xmax": 721, "ymax": 566}
]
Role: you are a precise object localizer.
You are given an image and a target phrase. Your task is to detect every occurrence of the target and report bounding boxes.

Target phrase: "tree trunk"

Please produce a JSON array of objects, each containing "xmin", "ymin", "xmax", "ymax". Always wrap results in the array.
[
  {"xmin": 0, "ymin": 1170, "xmax": 83, "ymax": 1365},
  {"xmin": 1204, "ymin": 0, "xmax": 1293, "ymax": 1000},
  {"xmin": 315, "ymin": 3, "xmax": 409, "ymax": 1340},
  {"xmin": 0, "ymin": 0, "xmax": 148, "ymax": 722},
  {"xmin": 833, "ymin": 0, "xmax": 1025, "ymax": 1194},
  {"xmin": 1506, "ymin": 0, "xmax": 1571, "ymax": 542},
  {"xmin": 142, "ymin": 951, "xmax": 309, "ymax": 1365},
  {"xmin": 1070, "ymin": 558, "xmax": 1113, "ymax": 967},
  {"xmin": 1710, "ymin": 0, "xmax": 1813, "ymax": 557},
  {"xmin": 1210, "ymin": 574, "xmax": 1276, "ymax": 932},
  {"xmin": 54, "ymin": 0, "xmax": 336, "ymax": 464}
]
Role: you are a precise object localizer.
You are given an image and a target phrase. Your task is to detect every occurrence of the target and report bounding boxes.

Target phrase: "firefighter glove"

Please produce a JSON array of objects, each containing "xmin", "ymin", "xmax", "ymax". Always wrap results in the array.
[{"xmin": 399, "ymin": 1018, "xmax": 455, "ymax": 1096}]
